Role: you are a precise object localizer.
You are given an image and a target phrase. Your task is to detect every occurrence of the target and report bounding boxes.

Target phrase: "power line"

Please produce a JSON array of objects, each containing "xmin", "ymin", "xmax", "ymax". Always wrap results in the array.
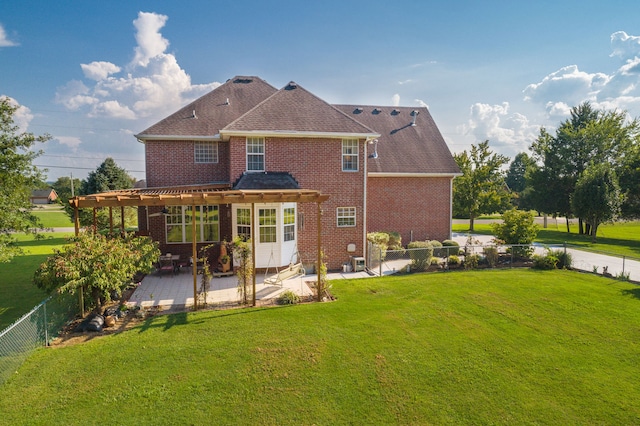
[
  {"xmin": 40, "ymin": 154, "xmax": 144, "ymax": 163},
  {"xmin": 35, "ymin": 164, "xmax": 145, "ymax": 172}
]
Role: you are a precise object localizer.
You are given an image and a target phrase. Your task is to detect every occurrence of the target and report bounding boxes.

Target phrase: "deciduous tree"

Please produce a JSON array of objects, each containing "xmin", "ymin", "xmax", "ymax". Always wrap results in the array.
[
  {"xmin": 571, "ymin": 163, "xmax": 622, "ymax": 242},
  {"xmin": 0, "ymin": 97, "xmax": 50, "ymax": 262},
  {"xmin": 453, "ymin": 140, "xmax": 510, "ymax": 231}
]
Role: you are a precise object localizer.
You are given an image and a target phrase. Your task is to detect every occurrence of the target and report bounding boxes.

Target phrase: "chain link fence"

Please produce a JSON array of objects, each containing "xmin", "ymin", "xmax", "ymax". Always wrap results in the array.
[
  {"xmin": 0, "ymin": 293, "xmax": 77, "ymax": 385},
  {"xmin": 367, "ymin": 241, "xmax": 639, "ymax": 282}
]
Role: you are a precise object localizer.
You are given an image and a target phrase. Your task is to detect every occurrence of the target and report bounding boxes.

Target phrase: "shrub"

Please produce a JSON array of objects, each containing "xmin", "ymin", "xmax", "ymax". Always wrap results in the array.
[
  {"xmin": 447, "ymin": 255, "xmax": 460, "ymax": 265},
  {"xmin": 464, "ymin": 253, "xmax": 480, "ymax": 270},
  {"xmin": 533, "ymin": 252, "xmax": 558, "ymax": 270},
  {"xmin": 442, "ymin": 240, "xmax": 460, "ymax": 258},
  {"xmin": 276, "ymin": 290, "xmax": 300, "ymax": 305},
  {"xmin": 549, "ymin": 249, "xmax": 572, "ymax": 269},
  {"xmin": 483, "ymin": 246, "xmax": 499, "ymax": 268},
  {"xmin": 407, "ymin": 241, "xmax": 433, "ymax": 272},
  {"xmin": 387, "ymin": 232, "xmax": 402, "ymax": 250},
  {"xmin": 429, "ymin": 240, "xmax": 444, "ymax": 257},
  {"xmin": 492, "ymin": 209, "xmax": 538, "ymax": 258},
  {"xmin": 367, "ymin": 232, "xmax": 390, "ymax": 262}
]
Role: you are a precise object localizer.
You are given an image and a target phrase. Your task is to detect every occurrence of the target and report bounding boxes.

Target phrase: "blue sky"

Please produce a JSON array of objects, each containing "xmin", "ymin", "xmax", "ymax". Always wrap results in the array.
[{"xmin": 2, "ymin": 0, "xmax": 640, "ymax": 181}]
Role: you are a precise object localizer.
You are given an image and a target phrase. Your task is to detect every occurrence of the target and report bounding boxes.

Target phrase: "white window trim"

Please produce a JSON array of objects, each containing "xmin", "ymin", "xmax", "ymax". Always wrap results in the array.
[
  {"xmin": 246, "ymin": 137, "xmax": 265, "ymax": 172},
  {"xmin": 194, "ymin": 141, "xmax": 218, "ymax": 164},
  {"xmin": 342, "ymin": 139, "xmax": 359, "ymax": 172},
  {"xmin": 337, "ymin": 206, "xmax": 357, "ymax": 227},
  {"xmin": 165, "ymin": 205, "xmax": 219, "ymax": 244}
]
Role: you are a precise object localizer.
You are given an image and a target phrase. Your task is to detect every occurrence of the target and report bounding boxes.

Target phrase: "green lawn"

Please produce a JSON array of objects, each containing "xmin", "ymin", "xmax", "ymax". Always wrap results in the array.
[
  {"xmin": 1, "ymin": 269, "xmax": 639, "ymax": 424},
  {"xmin": 454, "ymin": 220, "xmax": 640, "ymax": 259},
  {"xmin": 0, "ymin": 233, "xmax": 73, "ymax": 329},
  {"xmin": 31, "ymin": 207, "xmax": 74, "ymax": 228}
]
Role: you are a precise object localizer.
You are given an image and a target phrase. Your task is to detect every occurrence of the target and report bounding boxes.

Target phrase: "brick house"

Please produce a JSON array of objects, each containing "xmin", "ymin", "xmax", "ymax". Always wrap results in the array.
[{"xmin": 134, "ymin": 76, "xmax": 460, "ymax": 271}]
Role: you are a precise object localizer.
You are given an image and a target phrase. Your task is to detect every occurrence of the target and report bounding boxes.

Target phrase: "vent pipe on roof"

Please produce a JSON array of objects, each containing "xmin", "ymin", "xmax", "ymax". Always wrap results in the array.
[
  {"xmin": 225, "ymin": 98, "xmax": 230, "ymax": 105},
  {"xmin": 410, "ymin": 110, "xmax": 419, "ymax": 126},
  {"xmin": 192, "ymin": 110, "xmax": 197, "ymax": 119}
]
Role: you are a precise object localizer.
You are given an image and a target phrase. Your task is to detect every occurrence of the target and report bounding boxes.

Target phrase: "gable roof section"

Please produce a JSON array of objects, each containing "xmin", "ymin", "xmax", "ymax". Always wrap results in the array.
[
  {"xmin": 334, "ymin": 105, "xmax": 460, "ymax": 175},
  {"xmin": 222, "ymin": 82, "xmax": 379, "ymax": 139},
  {"xmin": 135, "ymin": 76, "xmax": 277, "ymax": 141}
]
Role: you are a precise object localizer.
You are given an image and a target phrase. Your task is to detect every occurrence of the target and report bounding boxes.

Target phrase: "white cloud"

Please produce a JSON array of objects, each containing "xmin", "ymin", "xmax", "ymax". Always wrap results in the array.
[
  {"xmin": 463, "ymin": 102, "xmax": 538, "ymax": 155},
  {"xmin": 130, "ymin": 12, "xmax": 170, "ymax": 67},
  {"xmin": 2, "ymin": 96, "xmax": 33, "ymax": 132},
  {"xmin": 610, "ymin": 31, "xmax": 640, "ymax": 59},
  {"xmin": 391, "ymin": 93, "xmax": 400, "ymax": 106},
  {"xmin": 81, "ymin": 61, "xmax": 121, "ymax": 81},
  {"xmin": 415, "ymin": 99, "xmax": 429, "ymax": 108},
  {"xmin": 0, "ymin": 23, "xmax": 18, "ymax": 47},
  {"xmin": 54, "ymin": 136, "xmax": 82, "ymax": 150},
  {"xmin": 90, "ymin": 100, "xmax": 136, "ymax": 119},
  {"xmin": 55, "ymin": 11, "xmax": 220, "ymax": 120},
  {"xmin": 523, "ymin": 65, "xmax": 609, "ymax": 107}
]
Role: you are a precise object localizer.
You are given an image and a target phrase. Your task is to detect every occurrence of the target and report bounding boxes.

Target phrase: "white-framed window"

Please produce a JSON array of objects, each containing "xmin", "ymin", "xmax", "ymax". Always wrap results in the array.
[
  {"xmin": 194, "ymin": 141, "xmax": 218, "ymax": 163},
  {"xmin": 283, "ymin": 207, "xmax": 295, "ymax": 242},
  {"xmin": 237, "ymin": 207, "xmax": 251, "ymax": 240},
  {"xmin": 247, "ymin": 137, "xmax": 265, "ymax": 171},
  {"xmin": 342, "ymin": 139, "xmax": 358, "ymax": 171},
  {"xmin": 259, "ymin": 208, "xmax": 277, "ymax": 243},
  {"xmin": 337, "ymin": 207, "xmax": 356, "ymax": 227},
  {"xmin": 166, "ymin": 205, "xmax": 219, "ymax": 243}
]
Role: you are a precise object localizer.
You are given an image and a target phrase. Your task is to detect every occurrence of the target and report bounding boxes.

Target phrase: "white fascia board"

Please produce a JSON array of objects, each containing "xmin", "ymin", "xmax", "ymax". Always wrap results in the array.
[
  {"xmin": 368, "ymin": 172, "xmax": 463, "ymax": 178},
  {"xmin": 135, "ymin": 134, "xmax": 222, "ymax": 144},
  {"xmin": 221, "ymin": 130, "xmax": 380, "ymax": 140}
]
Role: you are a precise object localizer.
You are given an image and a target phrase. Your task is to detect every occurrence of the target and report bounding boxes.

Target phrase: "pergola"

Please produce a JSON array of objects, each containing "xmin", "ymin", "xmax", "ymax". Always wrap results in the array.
[{"xmin": 69, "ymin": 184, "xmax": 330, "ymax": 308}]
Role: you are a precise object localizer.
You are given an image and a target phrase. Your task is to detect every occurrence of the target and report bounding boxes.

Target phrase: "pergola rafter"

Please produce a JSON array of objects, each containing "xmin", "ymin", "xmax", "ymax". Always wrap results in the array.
[{"xmin": 69, "ymin": 184, "xmax": 329, "ymax": 308}]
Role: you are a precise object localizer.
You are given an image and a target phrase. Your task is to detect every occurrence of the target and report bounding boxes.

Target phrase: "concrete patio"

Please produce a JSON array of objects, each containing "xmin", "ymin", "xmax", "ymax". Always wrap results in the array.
[{"xmin": 128, "ymin": 267, "xmax": 372, "ymax": 312}]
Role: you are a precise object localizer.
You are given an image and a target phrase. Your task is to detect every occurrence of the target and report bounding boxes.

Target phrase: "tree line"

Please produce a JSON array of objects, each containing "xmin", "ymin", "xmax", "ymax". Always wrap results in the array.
[{"xmin": 454, "ymin": 102, "xmax": 640, "ymax": 241}]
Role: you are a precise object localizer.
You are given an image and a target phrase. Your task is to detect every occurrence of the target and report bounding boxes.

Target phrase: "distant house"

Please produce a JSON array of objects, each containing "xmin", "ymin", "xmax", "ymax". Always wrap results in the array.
[
  {"xmin": 129, "ymin": 76, "xmax": 460, "ymax": 271},
  {"xmin": 31, "ymin": 188, "xmax": 58, "ymax": 205}
]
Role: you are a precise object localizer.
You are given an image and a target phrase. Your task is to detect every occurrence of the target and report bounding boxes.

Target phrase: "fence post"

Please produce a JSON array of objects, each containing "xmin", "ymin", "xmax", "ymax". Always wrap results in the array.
[
  {"xmin": 623, "ymin": 256, "xmax": 626, "ymax": 276},
  {"xmin": 43, "ymin": 300, "xmax": 48, "ymax": 347}
]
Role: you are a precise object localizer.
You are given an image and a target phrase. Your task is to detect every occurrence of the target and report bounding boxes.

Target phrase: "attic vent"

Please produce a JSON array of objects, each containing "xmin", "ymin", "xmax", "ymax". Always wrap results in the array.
[
  {"xmin": 285, "ymin": 82, "xmax": 298, "ymax": 90},
  {"xmin": 233, "ymin": 78, "xmax": 253, "ymax": 84},
  {"xmin": 372, "ymin": 108, "xmax": 382, "ymax": 114},
  {"xmin": 354, "ymin": 107, "xmax": 363, "ymax": 114},
  {"xmin": 410, "ymin": 110, "xmax": 420, "ymax": 126},
  {"xmin": 391, "ymin": 109, "xmax": 400, "ymax": 115}
]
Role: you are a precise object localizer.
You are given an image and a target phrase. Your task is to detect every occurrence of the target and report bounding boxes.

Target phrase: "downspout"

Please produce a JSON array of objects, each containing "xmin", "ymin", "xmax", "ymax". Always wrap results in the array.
[
  {"xmin": 449, "ymin": 178, "xmax": 454, "ymax": 240},
  {"xmin": 363, "ymin": 139, "xmax": 367, "ymax": 264}
]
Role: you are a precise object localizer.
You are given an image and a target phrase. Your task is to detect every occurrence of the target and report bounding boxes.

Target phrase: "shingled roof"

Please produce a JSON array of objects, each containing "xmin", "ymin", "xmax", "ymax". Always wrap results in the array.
[
  {"xmin": 334, "ymin": 105, "xmax": 460, "ymax": 175},
  {"xmin": 222, "ymin": 81, "xmax": 378, "ymax": 137},
  {"xmin": 136, "ymin": 76, "xmax": 277, "ymax": 140}
]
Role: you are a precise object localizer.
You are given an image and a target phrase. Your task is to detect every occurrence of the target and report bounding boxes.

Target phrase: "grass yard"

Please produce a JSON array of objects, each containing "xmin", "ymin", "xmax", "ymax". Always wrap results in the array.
[
  {"xmin": 1, "ymin": 269, "xmax": 639, "ymax": 424},
  {"xmin": 30, "ymin": 206, "xmax": 74, "ymax": 228},
  {"xmin": 0, "ymin": 232, "xmax": 73, "ymax": 329},
  {"xmin": 453, "ymin": 220, "xmax": 640, "ymax": 259}
]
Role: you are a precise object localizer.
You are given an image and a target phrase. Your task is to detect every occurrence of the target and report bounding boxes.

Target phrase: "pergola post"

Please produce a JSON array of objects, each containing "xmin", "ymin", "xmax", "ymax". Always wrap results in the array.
[
  {"xmin": 120, "ymin": 206, "xmax": 125, "ymax": 236},
  {"xmin": 192, "ymin": 204, "xmax": 198, "ymax": 310},
  {"xmin": 251, "ymin": 203, "xmax": 256, "ymax": 307},
  {"xmin": 317, "ymin": 202, "xmax": 322, "ymax": 302}
]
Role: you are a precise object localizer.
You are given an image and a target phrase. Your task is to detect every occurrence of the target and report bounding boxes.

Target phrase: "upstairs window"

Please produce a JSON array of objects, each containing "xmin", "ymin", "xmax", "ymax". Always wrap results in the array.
[
  {"xmin": 342, "ymin": 139, "xmax": 358, "ymax": 171},
  {"xmin": 194, "ymin": 141, "xmax": 218, "ymax": 163},
  {"xmin": 247, "ymin": 137, "xmax": 265, "ymax": 171}
]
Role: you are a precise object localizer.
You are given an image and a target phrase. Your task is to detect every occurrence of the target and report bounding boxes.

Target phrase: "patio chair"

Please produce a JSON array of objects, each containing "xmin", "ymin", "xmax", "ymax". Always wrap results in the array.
[{"xmin": 158, "ymin": 255, "xmax": 175, "ymax": 276}]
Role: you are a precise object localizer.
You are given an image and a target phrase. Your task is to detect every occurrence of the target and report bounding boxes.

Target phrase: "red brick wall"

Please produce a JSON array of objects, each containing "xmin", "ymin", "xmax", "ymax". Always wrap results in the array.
[
  {"xmin": 145, "ymin": 140, "xmax": 229, "ymax": 187},
  {"xmin": 366, "ymin": 176, "xmax": 452, "ymax": 244},
  {"xmin": 229, "ymin": 136, "xmax": 366, "ymax": 270}
]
